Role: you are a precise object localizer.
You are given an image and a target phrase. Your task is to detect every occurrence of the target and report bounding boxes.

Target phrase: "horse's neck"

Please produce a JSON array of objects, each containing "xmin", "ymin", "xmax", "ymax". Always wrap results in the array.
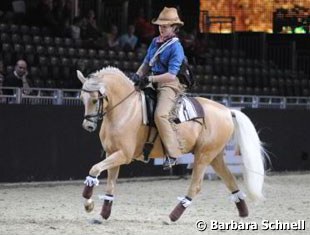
[
  {"xmin": 106, "ymin": 79, "xmax": 132, "ymax": 104},
  {"xmin": 104, "ymin": 79, "xmax": 139, "ymax": 123}
]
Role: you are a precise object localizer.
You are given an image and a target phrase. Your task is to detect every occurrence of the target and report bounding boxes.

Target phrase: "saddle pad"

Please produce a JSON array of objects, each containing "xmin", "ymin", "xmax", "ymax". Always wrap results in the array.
[
  {"xmin": 141, "ymin": 91, "xmax": 204, "ymax": 125},
  {"xmin": 174, "ymin": 96, "xmax": 205, "ymax": 123}
]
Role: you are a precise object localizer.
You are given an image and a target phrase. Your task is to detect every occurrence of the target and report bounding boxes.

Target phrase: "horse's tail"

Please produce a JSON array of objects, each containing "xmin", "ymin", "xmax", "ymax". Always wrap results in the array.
[{"xmin": 231, "ymin": 109, "xmax": 267, "ymax": 201}]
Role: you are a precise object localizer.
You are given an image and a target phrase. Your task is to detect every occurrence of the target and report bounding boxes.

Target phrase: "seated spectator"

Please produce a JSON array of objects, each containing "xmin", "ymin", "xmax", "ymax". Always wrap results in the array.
[
  {"xmin": 106, "ymin": 24, "xmax": 120, "ymax": 50},
  {"xmin": 3, "ymin": 60, "xmax": 31, "ymax": 95},
  {"xmin": 81, "ymin": 9, "xmax": 102, "ymax": 40},
  {"xmin": 0, "ymin": 60, "xmax": 5, "ymax": 102},
  {"xmin": 180, "ymin": 29, "xmax": 196, "ymax": 62},
  {"xmin": 134, "ymin": 8, "xmax": 156, "ymax": 44},
  {"xmin": 80, "ymin": 9, "xmax": 108, "ymax": 48},
  {"xmin": 119, "ymin": 25, "xmax": 138, "ymax": 52},
  {"xmin": 70, "ymin": 16, "xmax": 83, "ymax": 39}
]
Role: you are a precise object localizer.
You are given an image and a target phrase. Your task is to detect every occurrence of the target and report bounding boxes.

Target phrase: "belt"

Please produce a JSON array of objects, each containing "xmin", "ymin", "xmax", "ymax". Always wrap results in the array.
[{"xmin": 151, "ymin": 72, "xmax": 163, "ymax": 75}]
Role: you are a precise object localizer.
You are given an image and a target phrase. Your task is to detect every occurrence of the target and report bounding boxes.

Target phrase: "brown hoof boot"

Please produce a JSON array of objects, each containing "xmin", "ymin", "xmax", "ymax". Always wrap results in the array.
[
  {"xmin": 236, "ymin": 199, "xmax": 249, "ymax": 217},
  {"xmin": 169, "ymin": 202, "xmax": 186, "ymax": 222},
  {"xmin": 82, "ymin": 185, "xmax": 94, "ymax": 199},
  {"xmin": 100, "ymin": 200, "xmax": 113, "ymax": 220}
]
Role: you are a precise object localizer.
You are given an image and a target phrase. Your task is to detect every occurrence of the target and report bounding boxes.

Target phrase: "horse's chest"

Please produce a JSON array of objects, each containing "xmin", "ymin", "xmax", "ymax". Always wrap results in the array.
[{"xmin": 100, "ymin": 126, "xmax": 127, "ymax": 150}]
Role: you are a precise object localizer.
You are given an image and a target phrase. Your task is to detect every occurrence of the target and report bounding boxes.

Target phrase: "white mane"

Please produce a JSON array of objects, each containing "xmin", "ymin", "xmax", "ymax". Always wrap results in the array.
[{"xmin": 82, "ymin": 66, "xmax": 133, "ymax": 91}]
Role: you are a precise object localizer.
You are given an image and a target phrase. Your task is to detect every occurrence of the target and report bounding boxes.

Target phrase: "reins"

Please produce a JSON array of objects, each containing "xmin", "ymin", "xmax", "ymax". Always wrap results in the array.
[{"xmin": 82, "ymin": 89, "xmax": 136, "ymax": 123}]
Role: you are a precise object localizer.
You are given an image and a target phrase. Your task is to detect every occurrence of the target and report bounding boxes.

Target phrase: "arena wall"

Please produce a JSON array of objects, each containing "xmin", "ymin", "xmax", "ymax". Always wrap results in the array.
[{"xmin": 0, "ymin": 104, "xmax": 309, "ymax": 182}]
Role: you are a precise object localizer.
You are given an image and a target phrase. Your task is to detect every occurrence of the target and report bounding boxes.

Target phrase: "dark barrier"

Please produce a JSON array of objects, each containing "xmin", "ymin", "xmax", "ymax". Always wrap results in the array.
[
  {"xmin": 0, "ymin": 104, "xmax": 171, "ymax": 182},
  {"xmin": 243, "ymin": 108, "xmax": 310, "ymax": 171},
  {"xmin": 1, "ymin": 105, "xmax": 309, "ymax": 182}
]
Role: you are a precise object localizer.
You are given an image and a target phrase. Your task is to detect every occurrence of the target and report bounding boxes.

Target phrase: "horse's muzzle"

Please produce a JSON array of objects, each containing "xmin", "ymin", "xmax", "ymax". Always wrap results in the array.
[{"xmin": 82, "ymin": 119, "xmax": 97, "ymax": 132}]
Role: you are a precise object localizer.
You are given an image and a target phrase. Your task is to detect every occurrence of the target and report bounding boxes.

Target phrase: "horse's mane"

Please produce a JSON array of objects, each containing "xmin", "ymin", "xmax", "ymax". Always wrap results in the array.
[{"xmin": 83, "ymin": 66, "xmax": 133, "ymax": 91}]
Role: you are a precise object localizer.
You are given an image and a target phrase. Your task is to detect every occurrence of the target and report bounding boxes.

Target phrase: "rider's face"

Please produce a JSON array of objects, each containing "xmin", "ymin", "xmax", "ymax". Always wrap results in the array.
[{"xmin": 159, "ymin": 24, "xmax": 175, "ymax": 37}]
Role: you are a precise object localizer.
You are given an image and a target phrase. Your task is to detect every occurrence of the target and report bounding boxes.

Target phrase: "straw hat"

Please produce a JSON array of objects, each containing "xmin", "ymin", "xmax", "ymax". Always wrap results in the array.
[{"xmin": 152, "ymin": 7, "xmax": 184, "ymax": 26}]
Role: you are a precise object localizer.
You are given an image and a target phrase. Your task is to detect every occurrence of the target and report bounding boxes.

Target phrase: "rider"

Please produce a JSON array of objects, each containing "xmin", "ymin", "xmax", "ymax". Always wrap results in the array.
[{"xmin": 132, "ymin": 7, "xmax": 186, "ymax": 170}]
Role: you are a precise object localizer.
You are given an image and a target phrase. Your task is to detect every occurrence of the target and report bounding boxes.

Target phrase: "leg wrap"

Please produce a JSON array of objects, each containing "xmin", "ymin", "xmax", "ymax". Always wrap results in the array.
[
  {"xmin": 100, "ymin": 194, "xmax": 114, "ymax": 220},
  {"xmin": 230, "ymin": 190, "xmax": 248, "ymax": 217},
  {"xmin": 82, "ymin": 185, "xmax": 94, "ymax": 199},
  {"xmin": 169, "ymin": 196, "xmax": 192, "ymax": 222},
  {"xmin": 82, "ymin": 175, "xmax": 99, "ymax": 199},
  {"xmin": 235, "ymin": 199, "xmax": 249, "ymax": 217}
]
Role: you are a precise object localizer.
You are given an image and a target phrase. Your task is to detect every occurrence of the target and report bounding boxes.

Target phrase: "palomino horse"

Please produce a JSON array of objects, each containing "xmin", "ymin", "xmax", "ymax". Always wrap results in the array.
[{"xmin": 77, "ymin": 67, "xmax": 266, "ymax": 222}]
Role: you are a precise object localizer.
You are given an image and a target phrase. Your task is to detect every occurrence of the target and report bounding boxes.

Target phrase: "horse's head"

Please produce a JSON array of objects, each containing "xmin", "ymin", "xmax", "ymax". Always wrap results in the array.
[{"xmin": 77, "ymin": 70, "xmax": 107, "ymax": 132}]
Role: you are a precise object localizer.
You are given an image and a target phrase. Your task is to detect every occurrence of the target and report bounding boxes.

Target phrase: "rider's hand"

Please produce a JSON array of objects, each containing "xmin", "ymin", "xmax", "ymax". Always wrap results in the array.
[
  {"xmin": 138, "ymin": 77, "xmax": 150, "ymax": 90},
  {"xmin": 130, "ymin": 73, "xmax": 140, "ymax": 86}
]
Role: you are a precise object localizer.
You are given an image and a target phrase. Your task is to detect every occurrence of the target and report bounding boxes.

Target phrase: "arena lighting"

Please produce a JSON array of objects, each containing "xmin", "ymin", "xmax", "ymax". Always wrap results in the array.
[
  {"xmin": 294, "ymin": 26, "xmax": 307, "ymax": 33},
  {"xmin": 199, "ymin": 0, "xmax": 310, "ymax": 33}
]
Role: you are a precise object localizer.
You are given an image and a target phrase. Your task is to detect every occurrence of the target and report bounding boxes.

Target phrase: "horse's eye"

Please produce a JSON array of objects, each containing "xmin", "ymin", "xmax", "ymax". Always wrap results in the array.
[{"xmin": 92, "ymin": 99, "xmax": 98, "ymax": 104}]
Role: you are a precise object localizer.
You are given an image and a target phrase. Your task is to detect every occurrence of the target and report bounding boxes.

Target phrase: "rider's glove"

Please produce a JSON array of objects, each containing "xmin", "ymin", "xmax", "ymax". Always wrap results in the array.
[{"xmin": 138, "ymin": 77, "xmax": 150, "ymax": 90}]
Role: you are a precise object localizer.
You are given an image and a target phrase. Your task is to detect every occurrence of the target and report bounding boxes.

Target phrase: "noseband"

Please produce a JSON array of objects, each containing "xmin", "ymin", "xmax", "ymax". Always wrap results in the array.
[
  {"xmin": 82, "ymin": 89, "xmax": 136, "ymax": 124},
  {"xmin": 82, "ymin": 89, "xmax": 106, "ymax": 123}
]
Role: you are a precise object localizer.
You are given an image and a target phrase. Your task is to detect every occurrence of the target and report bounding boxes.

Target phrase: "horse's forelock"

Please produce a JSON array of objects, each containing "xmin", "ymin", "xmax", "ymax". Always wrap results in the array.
[{"xmin": 83, "ymin": 78, "xmax": 103, "ymax": 92}]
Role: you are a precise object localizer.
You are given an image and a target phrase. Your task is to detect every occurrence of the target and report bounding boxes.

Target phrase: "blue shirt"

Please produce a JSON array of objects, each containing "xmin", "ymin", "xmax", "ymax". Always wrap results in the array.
[{"xmin": 143, "ymin": 37, "xmax": 185, "ymax": 75}]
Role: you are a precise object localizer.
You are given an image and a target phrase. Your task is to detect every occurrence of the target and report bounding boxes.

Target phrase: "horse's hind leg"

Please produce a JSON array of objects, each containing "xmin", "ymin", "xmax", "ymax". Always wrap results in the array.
[
  {"xmin": 100, "ymin": 166, "xmax": 120, "ymax": 220},
  {"xmin": 169, "ymin": 153, "xmax": 211, "ymax": 222},
  {"xmin": 210, "ymin": 152, "xmax": 248, "ymax": 217}
]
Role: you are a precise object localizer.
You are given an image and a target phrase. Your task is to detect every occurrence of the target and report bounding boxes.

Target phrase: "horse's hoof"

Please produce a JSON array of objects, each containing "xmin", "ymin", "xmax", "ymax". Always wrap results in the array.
[
  {"xmin": 100, "ymin": 200, "xmax": 113, "ymax": 220},
  {"xmin": 235, "ymin": 199, "xmax": 249, "ymax": 217},
  {"xmin": 83, "ymin": 185, "xmax": 94, "ymax": 199},
  {"xmin": 169, "ymin": 202, "xmax": 186, "ymax": 222},
  {"xmin": 84, "ymin": 199, "xmax": 95, "ymax": 213}
]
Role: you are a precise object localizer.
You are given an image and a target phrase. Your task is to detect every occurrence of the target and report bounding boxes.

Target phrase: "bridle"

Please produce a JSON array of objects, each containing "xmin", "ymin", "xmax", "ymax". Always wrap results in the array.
[{"xmin": 81, "ymin": 89, "xmax": 136, "ymax": 123}]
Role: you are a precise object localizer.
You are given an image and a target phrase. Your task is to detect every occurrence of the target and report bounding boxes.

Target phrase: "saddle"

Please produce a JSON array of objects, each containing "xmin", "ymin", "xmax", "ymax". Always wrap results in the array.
[
  {"xmin": 140, "ymin": 87, "xmax": 205, "ymax": 161},
  {"xmin": 141, "ymin": 87, "xmax": 205, "ymax": 127}
]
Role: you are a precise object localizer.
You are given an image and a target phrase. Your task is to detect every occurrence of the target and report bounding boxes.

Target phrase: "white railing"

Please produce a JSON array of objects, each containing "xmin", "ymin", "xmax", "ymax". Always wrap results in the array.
[{"xmin": 1, "ymin": 87, "xmax": 310, "ymax": 109}]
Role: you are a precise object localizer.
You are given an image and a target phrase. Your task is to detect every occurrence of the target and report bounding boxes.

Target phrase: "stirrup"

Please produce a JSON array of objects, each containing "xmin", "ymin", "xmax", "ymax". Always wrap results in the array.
[{"xmin": 163, "ymin": 157, "xmax": 177, "ymax": 170}]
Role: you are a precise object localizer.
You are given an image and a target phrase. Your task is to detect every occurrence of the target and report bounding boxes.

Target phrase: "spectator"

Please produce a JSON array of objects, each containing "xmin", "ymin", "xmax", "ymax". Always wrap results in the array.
[
  {"xmin": 0, "ymin": 60, "xmax": 5, "ymax": 102},
  {"xmin": 3, "ymin": 60, "xmax": 31, "ymax": 95},
  {"xmin": 106, "ymin": 24, "xmax": 120, "ymax": 50},
  {"xmin": 119, "ymin": 25, "xmax": 138, "ymax": 52},
  {"xmin": 134, "ymin": 8, "xmax": 156, "ymax": 44},
  {"xmin": 70, "ymin": 16, "xmax": 83, "ymax": 39},
  {"xmin": 180, "ymin": 28, "xmax": 196, "ymax": 63},
  {"xmin": 81, "ymin": 9, "xmax": 102, "ymax": 40}
]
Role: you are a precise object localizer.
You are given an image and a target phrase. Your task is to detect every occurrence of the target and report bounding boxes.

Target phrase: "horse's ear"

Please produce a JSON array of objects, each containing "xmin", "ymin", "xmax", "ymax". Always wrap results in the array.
[{"xmin": 77, "ymin": 70, "xmax": 86, "ymax": 84}]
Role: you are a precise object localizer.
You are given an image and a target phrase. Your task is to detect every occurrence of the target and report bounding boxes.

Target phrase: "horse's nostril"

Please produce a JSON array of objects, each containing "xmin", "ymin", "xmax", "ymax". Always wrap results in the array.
[{"xmin": 88, "ymin": 126, "xmax": 94, "ymax": 131}]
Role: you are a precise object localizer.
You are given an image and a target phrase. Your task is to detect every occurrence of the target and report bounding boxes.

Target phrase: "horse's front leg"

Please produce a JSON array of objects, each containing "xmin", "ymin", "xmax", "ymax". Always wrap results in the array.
[
  {"xmin": 82, "ymin": 150, "xmax": 129, "ymax": 213},
  {"xmin": 100, "ymin": 166, "xmax": 120, "ymax": 219}
]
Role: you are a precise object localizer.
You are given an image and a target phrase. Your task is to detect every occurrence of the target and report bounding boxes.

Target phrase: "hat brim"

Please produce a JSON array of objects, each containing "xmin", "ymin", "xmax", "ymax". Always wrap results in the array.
[{"xmin": 152, "ymin": 18, "xmax": 184, "ymax": 26}]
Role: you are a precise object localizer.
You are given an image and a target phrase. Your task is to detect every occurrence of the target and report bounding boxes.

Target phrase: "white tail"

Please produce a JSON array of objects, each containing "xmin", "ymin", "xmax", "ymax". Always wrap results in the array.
[{"xmin": 232, "ymin": 109, "xmax": 266, "ymax": 201}]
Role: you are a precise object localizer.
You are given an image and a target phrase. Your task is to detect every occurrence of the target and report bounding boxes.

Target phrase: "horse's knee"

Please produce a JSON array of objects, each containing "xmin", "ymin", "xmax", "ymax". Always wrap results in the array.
[
  {"xmin": 188, "ymin": 184, "xmax": 202, "ymax": 198},
  {"xmin": 89, "ymin": 165, "xmax": 101, "ymax": 176},
  {"xmin": 195, "ymin": 185, "xmax": 202, "ymax": 194}
]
